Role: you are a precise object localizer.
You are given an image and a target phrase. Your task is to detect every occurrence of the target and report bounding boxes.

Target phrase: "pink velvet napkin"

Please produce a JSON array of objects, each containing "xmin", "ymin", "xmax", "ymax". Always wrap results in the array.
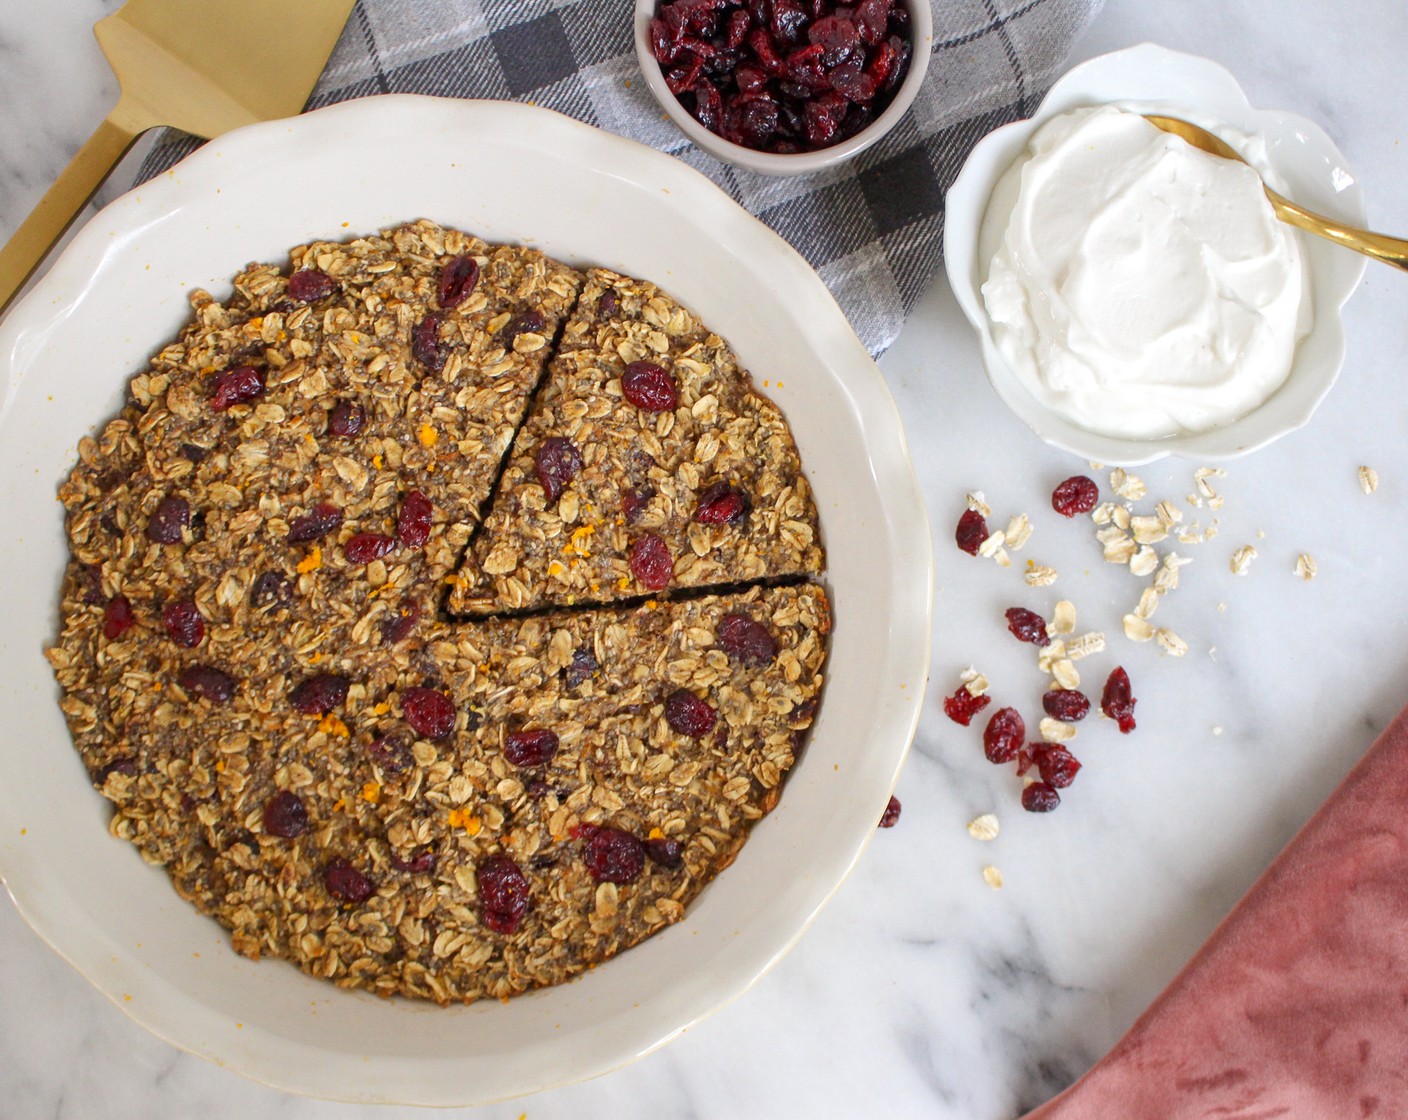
[{"xmin": 1023, "ymin": 703, "xmax": 1408, "ymax": 1119}]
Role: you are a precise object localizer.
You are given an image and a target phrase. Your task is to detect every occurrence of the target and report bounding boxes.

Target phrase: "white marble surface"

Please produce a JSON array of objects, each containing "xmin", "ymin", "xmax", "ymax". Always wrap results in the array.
[{"xmin": 2, "ymin": 1, "xmax": 1407, "ymax": 1117}]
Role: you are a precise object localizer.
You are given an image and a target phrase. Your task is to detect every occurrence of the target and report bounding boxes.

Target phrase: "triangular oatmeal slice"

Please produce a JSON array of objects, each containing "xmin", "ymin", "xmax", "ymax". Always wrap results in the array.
[{"xmin": 449, "ymin": 269, "xmax": 824, "ymax": 614}]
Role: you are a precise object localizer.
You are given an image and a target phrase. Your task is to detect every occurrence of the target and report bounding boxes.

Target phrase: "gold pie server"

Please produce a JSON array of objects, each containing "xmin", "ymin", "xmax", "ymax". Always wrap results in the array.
[{"xmin": 0, "ymin": 0, "xmax": 356, "ymax": 316}]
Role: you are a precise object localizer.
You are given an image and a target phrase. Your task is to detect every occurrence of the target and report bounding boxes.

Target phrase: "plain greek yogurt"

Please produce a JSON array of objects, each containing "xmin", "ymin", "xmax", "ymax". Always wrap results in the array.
[{"xmin": 979, "ymin": 104, "xmax": 1312, "ymax": 440}]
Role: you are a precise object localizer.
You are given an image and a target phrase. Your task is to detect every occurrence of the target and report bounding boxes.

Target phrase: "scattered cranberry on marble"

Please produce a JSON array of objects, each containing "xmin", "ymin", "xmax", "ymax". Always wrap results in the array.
[{"xmin": 878, "ymin": 795, "xmax": 902, "ymax": 828}]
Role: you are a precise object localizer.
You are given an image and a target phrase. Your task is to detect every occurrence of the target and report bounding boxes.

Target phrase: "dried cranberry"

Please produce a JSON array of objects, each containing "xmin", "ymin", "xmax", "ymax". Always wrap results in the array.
[
  {"xmin": 855, "ymin": 0, "xmax": 890, "ymax": 44},
  {"xmin": 621, "ymin": 486, "xmax": 652, "ymax": 523},
  {"xmin": 1052, "ymin": 475, "xmax": 1100, "ymax": 517},
  {"xmin": 178, "ymin": 665, "xmax": 236, "ymax": 704},
  {"xmin": 412, "ymin": 314, "xmax": 445, "ymax": 372},
  {"xmin": 565, "ymin": 646, "xmax": 598, "ymax": 687},
  {"xmin": 1022, "ymin": 782, "xmax": 1061, "ymax": 813},
  {"xmin": 250, "ymin": 570, "xmax": 291, "ymax": 608},
  {"xmin": 694, "ymin": 481, "xmax": 750, "ymax": 525},
  {"xmin": 828, "ymin": 58, "xmax": 877, "ymax": 103},
  {"xmin": 287, "ymin": 268, "xmax": 335, "ymax": 302},
  {"xmin": 717, "ymin": 613, "xmax": 778, "ymax": 665},
  {"xmin": 102, "ymin": 595, "xmax": 135, "ymax": 640},
  {"xmin": 402, "ymin": 687, "xmax": 455, "ymax": 739},
  {"xmin": 477, "ymin": 854, "xmax": 530, "ymax": 933},
  {"xmin": 437, "ymin": 254, "xmax": 480, "ymax": 309},
  {"xmin": 324, "ymin": 857, "xmax": 375, "ymax": 904},
  {"xmin": 809, "ymin": 14, "xmax": 859, "ymax": 65},
  {"xmin": 1005, "ymin": 607, "xmax": 1051, "ymax": 647},
  {"xmin": 390, "ymin": 848, "xmax": 437, "ymax": 874},
  {"xmin": 327, "ymin": 400, "xmax": 365, "ymax": 438},
  {"xmin": 396, "ymin": 490, "xmax": 433, "ymax": 549},
  {"xmin": 1042, "ymin": 689, "xmax": 1091, "ymax": 722},
  {"xmin": 771, "ymin": 0, "xmax": 807, "ymax": 45},
  {"xmin": 262, "ymin": 790, "xmax": 309, "ymax": 838},
  {"xmin": 162, "ymin": 600, "xmax": 205, "ymax": 647},
  {"xmin": 664, "ymin": 689, "xmax": 717, "ymax": 738},
  {"xmin": 1016, "ymin": 745, "xmax": 1037, "ymax": 777},
  {"xmin": 147, "ymin": 496, "xmax": 190, "ymax": 544},
  {"xmin": 287, "ymin": 502, "xmax": 343, "ymax": 543},
  {"xmin": 621, "ymin": 361, "xmax": 678, "ymax": 412},
  {"xmin": 95, "ymin": 756, "xmax": 138, "ymax": 785},
  {"xmin": 582, "ymin": 826, "xmax": 646, "ymax": 884},
  {"xmin": 210, "ymin": 365, "xmax": 264, "ymax": 411},
  {"xmin": 804, "ymin": 91, "xmax": 848, "ymax": 146},
  {"xmin": 535, "ymin": 437, "xmax": 584, "ymax": 504},
  {"xmin": 344, "ymin": 532, "xmax": 396, "ymax": 565},
  {"xmin": 74, "ymin": 564, "xmax": 104, "ymax": 605},
  {"xmin": 597, "ymin": 289, "xmax": 620, "ymax": 319},
  {"xmin": 942, "ymin": 684, "xmax": 991, "ymax": 726},
  {"xmin": 289, "ymin": 673, "xmax": 349, "ymax": 715},
  {"xmin": 1102, "ymin": 667, "xmax": 1137, "ymax": 734},
  {"xmin": 504, "ymin": 728, "xmax": 559, "ymax": 768},
  {"xmin": 983, "ymin": 707, "xmax": 1025, "ymax": 764},
  {"xmin": 1034, "ymin": 745, "xmax": 1082, "ymax": 789},
  {"xmin": 955, "ymin": 508, "xmax": 988, "ymax": 555},
  {"xmin": 381, "ymin": 600, "xmax": 421, "ymax": 644},
  {"xmin": 878, "ymin": 795, "xmax": 902, "ymax": 828},
  {"xmin": 365, "ymin": 734, "xmax": 413, "ymax": 775},
  {"xmin": 644, "ymin": 836, "xmax": 685, "ymax": 868},
  {"xmin": 179, "ymin": 442, "xmax": 207, "ymax": 463},
  {"xmin": 500, "ymin": 310, "xmax": 546, "ymax": 348},
  {"xmin": 629, "ymin": 533, "xmax": 673, "ymax": 590},
  {"xmin": 693, "ymin": 76, "xmax": 723, "ymax": 131}
]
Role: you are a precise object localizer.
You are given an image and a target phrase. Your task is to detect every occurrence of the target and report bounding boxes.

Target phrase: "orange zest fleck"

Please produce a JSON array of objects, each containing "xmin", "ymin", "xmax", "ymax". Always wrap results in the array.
[
  {"xmin": 373, "ymin": 702, "xmax": 391, "ymax": 716},
  {"xmin": 333, "ymin": 797, "xmax": 347, "ymax": 812},
  {"xmin": 318, "ymin": 713, "xmax": 350, "ymax": 738},
  {"xmin": 361, "ymin": 782, "xmax": 381, "ymax": 804},
  {"xmin": 647, "ymin": 827, "xmax": 665, "ymax": 840},
  {"xmin": 214, "ymin": 760, "xmax": 226, "ymax": 773},
  {"xmin": 372, "ymin": 453, "xmax": 385, "ymax": 470},
  {"xmin": 447, "ymin": 808, "xmax": 481, "ymax": 835},
  {"xmin": 418, "ymin": 423, "xmax": 439, "ymax": 448},
  {"xmin": 296, "ymin": 546, "xmax": 322, "ymax": 573}
]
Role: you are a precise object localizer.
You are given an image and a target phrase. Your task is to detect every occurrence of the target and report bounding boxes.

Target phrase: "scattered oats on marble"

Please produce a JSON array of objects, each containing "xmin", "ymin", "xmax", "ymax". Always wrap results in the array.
[
  {"xmin": 959, "ymin": 667, "xmax": 990, "ymax": 696},
  {"xmin": 1359, "ymin": 466, "xmax": 1379, "ymax": 495},
  {"xmin": 1156, "ymin": 627, "xmax": 1188, "ymax": 657},
  {"xmin": 1123, "ymin": 614, "xmax": 1156, "ymax": 642},
  {"xmin": 1039, "ymin": 717, "xmax": 1077, "ymax": 743},
  {"xmin": 1129, "ymin": 545, "xmax": 1159, "ymax": 577},
  {"xmin": 1230, "ymin": 545, "xmax": 1258, "ymax": 575},
  {"xmin": 1004, "ymin": 513, "xmax": 1033, "ymax": 550},
  {"xmin": 967, "ymin": 813, "xmax": 1000, "ymax": 842},
  {"xmin": 982, "ymin": 865, "xmax": 1005, "ymax": 890},
  {"xmin": 1051, "ymin": 659, "xmax": 1080, "ymax": 690},
  {"xmin": 1065, "ymin": 632, "xmax": 1106, "ymax": 661},
  {"xmin": 1024, "ymin": 563, "xmax": 1058, "ymax": 587},
  {"xmin": 967, "ymin": 491, "xmax": 993, "ymax": 517},
  {"xmin": 1296, "ymin": 553, "xmax": 1318, "ymax": 581},
  {"xmin": 1049, "ymin": 599, "xmax": 1076, "ymax": 636}
]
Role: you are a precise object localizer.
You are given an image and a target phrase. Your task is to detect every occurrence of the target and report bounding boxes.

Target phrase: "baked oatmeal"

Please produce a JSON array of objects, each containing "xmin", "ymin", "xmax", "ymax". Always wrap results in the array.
[
  {"xmin": 449, "ymin": 268, "xmax": 824, "ymax": 614},
  {"xmin": 47, "ymin": 223, "xmax": 831, "ymax": 1004}
]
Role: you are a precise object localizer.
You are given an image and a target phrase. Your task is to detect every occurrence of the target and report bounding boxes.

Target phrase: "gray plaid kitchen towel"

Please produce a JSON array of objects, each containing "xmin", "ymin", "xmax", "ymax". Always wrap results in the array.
[{"xmin": 132, "ymin": 0, "xmax": 1101, "ymax": 355}]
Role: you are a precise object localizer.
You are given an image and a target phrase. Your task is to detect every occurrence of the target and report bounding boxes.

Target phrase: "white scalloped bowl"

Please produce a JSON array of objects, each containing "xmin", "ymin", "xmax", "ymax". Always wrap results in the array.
[
  {"xmin": 944, "ymin": 43, "xmax": 1367, "ymax": 465},
  {"xmin": 0, "ymin": 96, "xmax": 931, "ymax": 1105}
]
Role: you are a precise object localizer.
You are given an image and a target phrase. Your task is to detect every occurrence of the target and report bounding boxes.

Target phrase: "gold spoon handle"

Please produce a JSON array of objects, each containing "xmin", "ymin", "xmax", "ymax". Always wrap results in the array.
[
  {"xmin": 0, "ymin": 109, "xmax": 141, "ymax": 318},
  {"xmin": 1268, "ymin": 191, "xmax": 1408, "ymax": 271}
]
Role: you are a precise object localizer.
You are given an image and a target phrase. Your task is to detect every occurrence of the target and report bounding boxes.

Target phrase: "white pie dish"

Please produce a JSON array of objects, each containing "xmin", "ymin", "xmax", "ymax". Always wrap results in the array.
[
  {"xmin": 943, "ymin": 43, "xmax": 1367, "ymax": 466},
  {"xmin": 0, "ymin": 95, "xmax": 932, "ymax": 1105}
]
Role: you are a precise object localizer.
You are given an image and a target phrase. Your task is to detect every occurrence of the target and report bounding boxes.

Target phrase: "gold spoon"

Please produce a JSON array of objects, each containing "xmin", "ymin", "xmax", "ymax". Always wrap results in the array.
[{"xmin": 1144, "ymin": 114, "xmax": 1408, "ymax": 272}]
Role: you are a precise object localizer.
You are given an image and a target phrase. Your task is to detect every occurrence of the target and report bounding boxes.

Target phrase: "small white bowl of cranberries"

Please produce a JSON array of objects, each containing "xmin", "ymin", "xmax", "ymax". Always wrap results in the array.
[{"xmin": 636, "ymin": 0, "xmax": 931, "ymax": 176}]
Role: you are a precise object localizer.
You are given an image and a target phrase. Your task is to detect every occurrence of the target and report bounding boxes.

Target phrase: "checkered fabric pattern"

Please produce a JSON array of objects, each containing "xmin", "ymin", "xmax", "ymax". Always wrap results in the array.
[{"xmin": 132, "ymin": 0, "xmax": 1102, "ymax": 355}]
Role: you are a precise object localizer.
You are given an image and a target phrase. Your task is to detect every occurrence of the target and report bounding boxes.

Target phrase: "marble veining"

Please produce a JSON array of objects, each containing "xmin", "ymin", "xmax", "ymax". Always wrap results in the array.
[{"xmin": 2, "ymin": 1, "xmax": 1407, "ymax": 1117}]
